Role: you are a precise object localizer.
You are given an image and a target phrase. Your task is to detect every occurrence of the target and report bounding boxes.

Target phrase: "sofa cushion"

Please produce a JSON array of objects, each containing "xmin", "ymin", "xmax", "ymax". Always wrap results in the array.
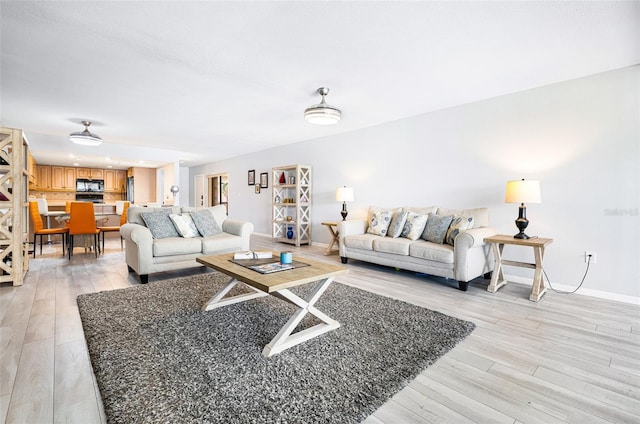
[
  {"xmin": 400, "ymin": 212, "xmax": 429, "ymax": 241},
  {"xmin": 409, "ymin": 240, "xmax": 454, "ymax": 263},
  {"xmin": 403, "ymin": 206, "xmax": 438, "ymax": 216},
  {"xmin": 141, "ymin": 211, "xmax": 180, "ymax": 239},
  {"xmin": 437, "ymin": 207, "xmax": 489, "ymax": 228},
  {"xmin": 373, "ymin": 237, "xmax": 412, "ymax": 255},
  {"xmin": 387, "ymin": 210, "xmax": 408, "ymax": 238},
  {"xmin": 169, "ymin": 213, "xmax": 200, "ymax": 238},
  {"xmin": 128, "ymin": 206, "xmax": 180, "ymax": 226},
  {"xmin": 445, "ymin": 215, "xmax": 474, "ymax": 246},
  {"xmin": 182, "ymin": 205, "xmax": 228, "ymax": 227},
  {"xmin": 343, "ymin": 234, "xmax": 378, "ymax": 250},
  {"xmin": 366, "ymin": 209, "xmax": 393, "ymax": 236},
  {"xmin": 202, "ymin": 233, "xmax": 243, "ymax": 254},
  {"xmin": 422, "ymin": 213, "xmax": 453, "ymax": 244},
  {"xmin": 153, "ymin": 236, "xmax": 202, "ymax": 257},
  {"xmin": 190, "ymin": 209, "xmax": 222, "ymax": 237}
]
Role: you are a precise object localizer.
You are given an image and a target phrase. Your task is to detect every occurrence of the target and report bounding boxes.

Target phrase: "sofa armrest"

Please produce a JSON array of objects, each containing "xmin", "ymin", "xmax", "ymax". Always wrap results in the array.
[
  {"xmin": 222, "ymin": 219, "xmax": 254, "ymax": 237},
  {"xmin": 120, "ymin": 223, "xmax": 154, "ymax": 275},
  {"xmin": 454, "ymin": 226, "xmax": 498, "ymax": 282},
  {"xmin": 455, "ymin": 226, "xmax": 499, "ymax": 249},
  {"xmin": 222, "ymin": 219, "xmax": 254, "ymax": 251},
  {"xmin": 338, "ymin": 220, "xmax": 367, "ymax": 256},
  {"xmin": 338, "ymin": 219, "xmax": 367, "ymax": 237}
]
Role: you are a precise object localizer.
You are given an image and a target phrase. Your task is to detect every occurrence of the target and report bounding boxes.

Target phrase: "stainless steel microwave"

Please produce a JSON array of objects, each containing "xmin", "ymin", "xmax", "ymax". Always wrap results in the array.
[{"xmin": 76, "ymin": 178, "xmax": 104, "ymax": 192}]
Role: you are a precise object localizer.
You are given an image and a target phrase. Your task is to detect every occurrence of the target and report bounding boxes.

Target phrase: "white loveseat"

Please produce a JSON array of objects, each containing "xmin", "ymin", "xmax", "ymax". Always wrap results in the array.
[
  {"xmin": 120, "ymin": 205, "xmax": 253, "ymax": 283},
  {"xmin": 338, "ymin": 206, "xmax": 497, "ymax": 291}
]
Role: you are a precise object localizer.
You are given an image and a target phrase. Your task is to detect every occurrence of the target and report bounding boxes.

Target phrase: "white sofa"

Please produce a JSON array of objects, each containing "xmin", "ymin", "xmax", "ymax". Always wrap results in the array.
[
  {"xmin": 338, "ymin": 206, "xmax": 497, "ymax": 291},
  {"xmin": 120, "ymin": 205, "xmax": 253, "ymax": 284}
]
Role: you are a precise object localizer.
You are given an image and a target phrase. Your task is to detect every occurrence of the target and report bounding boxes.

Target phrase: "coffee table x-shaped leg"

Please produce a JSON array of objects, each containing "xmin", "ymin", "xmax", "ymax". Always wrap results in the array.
[{"xmin": 203, "ymin": 277, "xmax": 340, "ymax": 357}]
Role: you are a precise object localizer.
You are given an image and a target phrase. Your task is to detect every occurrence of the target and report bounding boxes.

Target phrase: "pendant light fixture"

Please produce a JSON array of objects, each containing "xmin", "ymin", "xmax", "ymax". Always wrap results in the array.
[
  {"xmin": 304, "ymin": 87, "xmax": 341, "ymax": 125},
  {"xmin": 70, "ymin": 121, "xmax": 102, "ymax": 146}
]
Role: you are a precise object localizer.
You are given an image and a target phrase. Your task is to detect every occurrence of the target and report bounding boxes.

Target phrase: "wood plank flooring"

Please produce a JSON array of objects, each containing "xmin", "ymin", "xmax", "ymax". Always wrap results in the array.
[{"xmin": 1, "ymin": 235, "xmax": 638, "ymax": 423}]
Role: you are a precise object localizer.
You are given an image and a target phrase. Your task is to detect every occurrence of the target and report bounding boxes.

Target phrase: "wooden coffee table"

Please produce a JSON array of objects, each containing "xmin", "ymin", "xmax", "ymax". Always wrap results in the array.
[{"xmin": 196, "ymin": 253, "xmax": 348, "ymax": 357}]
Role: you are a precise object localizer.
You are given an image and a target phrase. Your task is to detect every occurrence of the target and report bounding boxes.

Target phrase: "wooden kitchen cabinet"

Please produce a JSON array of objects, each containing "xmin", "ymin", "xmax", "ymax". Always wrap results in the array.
[
  {"xmin": 76, "ymin": 167, "xmax": 104, "ymax": 179},
  {"xmin": 51, "ymin": 166, "xmax": 76, "ymax": 190},
  {"xmin": 28, "ymin": 152, "xmax": 36, "ymax": 185},
  {"xmin": 116, "ymin": 170, "xmax": 126, "ymax": 192},
  {"xmin": 36, "ymin": 164, "xmax": 52, "ymax": 189},
  {"xmin": 105, "ymin": 170, "xmax": 127, "ymax": 192}
]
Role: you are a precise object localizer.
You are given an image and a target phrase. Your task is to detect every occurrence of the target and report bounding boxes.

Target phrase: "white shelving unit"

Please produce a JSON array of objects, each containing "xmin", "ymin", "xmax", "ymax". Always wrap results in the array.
[
  {"xmin": 0, "ymin": 127, "xmax": 30, "ymax": 286},
  {"xmin": 272, "ymin": 165, "xmax": 311, "ymax": 247}
]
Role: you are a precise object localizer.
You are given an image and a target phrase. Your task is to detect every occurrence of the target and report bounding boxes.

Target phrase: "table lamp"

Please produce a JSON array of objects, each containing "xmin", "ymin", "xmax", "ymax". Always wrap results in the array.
[
  {"xmin": 336, "ymin": 186, "xmax": 354, "ymax": 221},
  {"xmin": 170, "ymin": 185, "xmax": 180, "ymax": 200},
  {"xmin": 505, "ymin": 179, "xmax": 541, "ymax": 239}
]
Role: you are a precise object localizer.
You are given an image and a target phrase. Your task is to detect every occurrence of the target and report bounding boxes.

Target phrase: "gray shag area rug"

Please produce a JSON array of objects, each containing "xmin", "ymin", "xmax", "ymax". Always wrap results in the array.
[{"xmin": 77, "ymin": 273, "xmax": 475, "ymax": 424}]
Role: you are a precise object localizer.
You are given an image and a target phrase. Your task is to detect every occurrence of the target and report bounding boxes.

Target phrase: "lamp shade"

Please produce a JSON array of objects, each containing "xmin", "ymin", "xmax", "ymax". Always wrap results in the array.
[
  {"xmin": 505, "ymin": 179, "xmax": 541, "ymax": 204},
  {"xmin": 336, "ymin": 186, "xmax": 354, "ymax": 202}
]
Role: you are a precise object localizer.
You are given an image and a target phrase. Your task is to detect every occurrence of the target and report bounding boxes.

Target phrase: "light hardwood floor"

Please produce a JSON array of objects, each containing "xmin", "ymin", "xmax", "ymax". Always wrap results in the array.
[{"xmin": 1, "ymin": 235, "xmax": 639, "ymax": 423}]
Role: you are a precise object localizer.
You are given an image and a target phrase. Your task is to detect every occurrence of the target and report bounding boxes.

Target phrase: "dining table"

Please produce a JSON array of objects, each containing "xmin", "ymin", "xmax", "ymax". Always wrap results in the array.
[{"xmin": 54, "ymin": 213, "xmax": 111, "ymax": 252}]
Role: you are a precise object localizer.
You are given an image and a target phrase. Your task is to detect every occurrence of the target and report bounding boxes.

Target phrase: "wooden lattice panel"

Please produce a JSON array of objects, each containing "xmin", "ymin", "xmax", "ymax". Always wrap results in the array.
[{"xmin": 0, "ymin": 127, "xmax": 29, "ymax": 286}]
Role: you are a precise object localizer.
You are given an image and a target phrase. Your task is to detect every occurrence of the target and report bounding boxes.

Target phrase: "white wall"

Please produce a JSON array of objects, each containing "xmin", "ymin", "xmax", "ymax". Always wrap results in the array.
[
  {"xmin": 190, "ymin": 66, "xmax": 639, "ymax": 300},
  {"xmin": 178, "ymin": 166, "xmax": 190, "ymax": 206}
]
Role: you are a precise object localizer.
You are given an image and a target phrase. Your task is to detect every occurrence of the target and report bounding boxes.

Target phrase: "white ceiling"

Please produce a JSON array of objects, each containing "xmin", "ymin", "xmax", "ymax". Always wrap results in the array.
[{"xmin": 1, "ymin": 1, "xmax": 638, "ymax": 170}]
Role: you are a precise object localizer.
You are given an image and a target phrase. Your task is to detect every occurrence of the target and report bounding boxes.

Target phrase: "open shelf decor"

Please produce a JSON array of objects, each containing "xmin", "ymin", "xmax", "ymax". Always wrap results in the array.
[{"xmin": 271, "ymin": 165, "xmax": 311, "ymax": 247}]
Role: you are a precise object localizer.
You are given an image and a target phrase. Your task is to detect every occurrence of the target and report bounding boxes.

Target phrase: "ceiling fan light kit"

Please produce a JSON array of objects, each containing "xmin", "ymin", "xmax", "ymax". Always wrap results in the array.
[
  {"xmin": 70, "ymin": 120, "xmax": 102, "ymax": 146},
  {"xmin": 304, "ymin": 87, "xmax": 341, "ymax": 125}
]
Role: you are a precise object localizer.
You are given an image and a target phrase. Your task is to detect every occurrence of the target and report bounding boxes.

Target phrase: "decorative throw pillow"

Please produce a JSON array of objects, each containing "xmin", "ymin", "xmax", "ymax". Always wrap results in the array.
[
  {"xmin": 422, "ymin": 214, "xmax": 454, "ymax": 244},
  {"xmin": 445, "ymin": 215, "xmax": 474, "ymax": 246},
  {"xmin": 169, "ymin": 213, "xmax": 200, "ymax": 238},
  {"xmin": 141, "ymin": 211, "xmax": 180, "ymax": 239},
  {"xmin": 366, "ymin": 209, "xmax": 393, "ymax": 236},
  {"xmin": 400, "ymin": 213, "xmax": 429, "ymax": 241},
  {"xmin": 190, "ymin": 209, "xmax": 222, "ymax": 237},
  {"xmin": 386, "ymin": 210, "xmax": 409, "ymax": 238}
]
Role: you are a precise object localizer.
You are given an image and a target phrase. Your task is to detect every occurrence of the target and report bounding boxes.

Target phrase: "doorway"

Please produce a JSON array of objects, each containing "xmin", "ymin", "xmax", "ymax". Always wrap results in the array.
[{"xmin": 208, "ymin": 173, "xmax": 229, "ymax": 213}]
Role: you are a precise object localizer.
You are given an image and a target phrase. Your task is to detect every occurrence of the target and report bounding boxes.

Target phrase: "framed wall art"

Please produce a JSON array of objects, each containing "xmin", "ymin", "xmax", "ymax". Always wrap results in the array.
[
  {"xmin": 248, "ymin": 170, "xmax": 255, "ymax": 186},
  {"xmin": 260, "ymin": 172, "xmax": 268, "ymax": 189}
]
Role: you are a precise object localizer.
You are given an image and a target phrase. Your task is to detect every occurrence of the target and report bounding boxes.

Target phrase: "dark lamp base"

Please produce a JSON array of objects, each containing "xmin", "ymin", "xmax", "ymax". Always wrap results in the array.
[
  {"xmin": 513, "ymin": 204, "xmax": 530, "ymax": 239},
  {"xmin": 340, "ymin": 202, "xmax": 348, "ymax": 221}
]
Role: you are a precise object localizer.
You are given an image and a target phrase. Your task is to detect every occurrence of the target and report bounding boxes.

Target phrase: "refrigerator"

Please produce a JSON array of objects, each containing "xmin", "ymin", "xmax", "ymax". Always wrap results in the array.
[{"xmin": 127, "ymin": 177, "xmax": 134, "ymax": 203}]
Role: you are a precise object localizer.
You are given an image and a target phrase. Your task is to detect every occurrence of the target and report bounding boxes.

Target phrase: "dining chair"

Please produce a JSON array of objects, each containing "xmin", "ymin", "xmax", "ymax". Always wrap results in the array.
[
  {"xmin": 68, "ymin": 201, "xmax": 101, "ymax": 259},
  {"xmin": 98, "ymin": 201, "xmax": 130, "ymax": 250},
  {"xmin": 29, "ymin": 201, "xmax": 68, "ymax": 257}
]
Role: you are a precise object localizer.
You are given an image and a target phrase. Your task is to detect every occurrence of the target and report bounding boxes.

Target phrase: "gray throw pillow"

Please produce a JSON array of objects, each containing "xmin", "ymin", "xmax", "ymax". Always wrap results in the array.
[
  {"xmin": 445, "ymin": 215, "xmax": 474, "ymax": 246},
  {"xmin": 141, "ymin": 211, "xmax": 180, "ymax": 239},
  {"xmin": 387, "ymin": 210, "xmax": 408, "ymax": 238},
  {"xmin": 190, "ymin": 209, "xmax": 222, "ymax": 237},
  {"xmin": 422, "ymin": 214, "xmax": 453, "ymax": 244}
]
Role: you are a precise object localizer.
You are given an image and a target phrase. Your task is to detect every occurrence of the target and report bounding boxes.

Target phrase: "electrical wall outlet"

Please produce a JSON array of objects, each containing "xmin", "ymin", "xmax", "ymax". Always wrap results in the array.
[{"xmin": 585, "ymin": 251, "xmax": 596, "ymax": 264}]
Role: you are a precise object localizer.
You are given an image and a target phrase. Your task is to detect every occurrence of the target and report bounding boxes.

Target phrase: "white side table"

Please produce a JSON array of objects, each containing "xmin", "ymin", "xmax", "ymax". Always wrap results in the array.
[
  {"xmin": 484, "ymin": 234, "xmax": 554, "ymax": 302},
  {"xmin": 321, "ymin": 221, "xmax": 340, "ymax": 255}
]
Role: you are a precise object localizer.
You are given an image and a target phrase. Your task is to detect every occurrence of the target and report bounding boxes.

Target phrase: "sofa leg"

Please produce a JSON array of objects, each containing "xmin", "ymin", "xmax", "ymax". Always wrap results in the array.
[
  {"xmin": 127, "ymin": 265, "xmax": 134, "ymax": 273},
  {"xmin": 458, "ymin": 281, "xmax": 469, "ymax": 291},
  {"xmin": 484, "ymin": 271, "xmax": 493, "ymax": 279},
  {"xmin": 139, "ymin": 274, "xmax": 149, "ymax": 284},
  {"xmin": 341, "ymin": 256, "xmax": 348, "ymax": 264}
]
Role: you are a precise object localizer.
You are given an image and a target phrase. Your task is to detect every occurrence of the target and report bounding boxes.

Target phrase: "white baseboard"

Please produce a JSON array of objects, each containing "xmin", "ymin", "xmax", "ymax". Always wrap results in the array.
[
  {"xmin": 505, "ymin": 274, "xmax": 640, "ymax": 305},
  {"xmin": 252, "ymin": 233, "xmax": 639, "ymax": 305}
]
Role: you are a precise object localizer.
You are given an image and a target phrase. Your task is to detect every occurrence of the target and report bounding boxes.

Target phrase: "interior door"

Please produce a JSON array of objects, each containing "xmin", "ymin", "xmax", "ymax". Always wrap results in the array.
[{"xmin": 194, "ymin": 174, "xmax": 205, "ymax": 207}]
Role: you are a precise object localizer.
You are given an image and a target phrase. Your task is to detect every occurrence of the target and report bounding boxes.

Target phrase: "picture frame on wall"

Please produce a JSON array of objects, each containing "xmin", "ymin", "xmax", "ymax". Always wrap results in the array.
[
  {"xmin": 255, "ymin": 184, "xmax": 261, "ymax": 194},
  {"xmin": 260, "ymin": 172, "xmax": 268, "ymax": 189},
  {"xmin": 248, "ymin": 170, "xmax": 255, "ymax": 186}
]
